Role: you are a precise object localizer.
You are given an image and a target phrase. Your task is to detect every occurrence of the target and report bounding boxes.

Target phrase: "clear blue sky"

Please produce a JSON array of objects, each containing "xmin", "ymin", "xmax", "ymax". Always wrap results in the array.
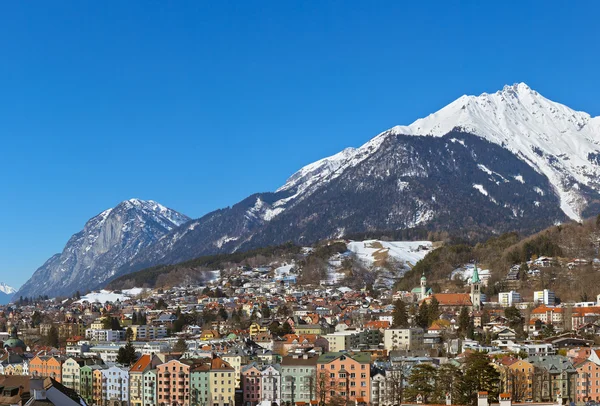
[{"xmin": 1, "ymin": 1, "xmax": 599, "ymax": 288}]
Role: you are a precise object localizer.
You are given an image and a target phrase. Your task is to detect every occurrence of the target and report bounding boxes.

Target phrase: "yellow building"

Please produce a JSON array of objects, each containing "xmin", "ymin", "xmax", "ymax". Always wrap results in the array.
[
  {"xmin": 222, "ymin": 353, "xmax": 246, "ymax": 388},
  {"xmin": 249, "ymin": 322, "xmax": 268, "ymax": 337},
  {"xmin": 210, "ymin": 357, "xmax": 235, "ymax": 406},
  {"xmin": 90, "ymin": 318, "xmax": 105, "ymax": 330}
]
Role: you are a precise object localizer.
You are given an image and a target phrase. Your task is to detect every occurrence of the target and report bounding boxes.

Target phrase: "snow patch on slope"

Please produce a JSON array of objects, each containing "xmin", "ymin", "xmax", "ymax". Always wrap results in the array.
[{"xmin": 347, "ymin": 240, "xmax": 433, "ymax": 267}]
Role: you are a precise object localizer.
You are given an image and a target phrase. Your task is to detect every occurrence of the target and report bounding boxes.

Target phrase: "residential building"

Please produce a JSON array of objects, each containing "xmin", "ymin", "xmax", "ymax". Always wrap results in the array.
[
  {"xmin": 102, "ymin": 365, "xmax": 129, "ymax": 405},
  {"xmin": 130, "ymin": 354, "xmax": 156, "ymax": 406},
  {"xmin": 29, "ymin": 355, "xmax": 63, "ymax": 382},
  {"xmin": 383, "ymin": 328, "xmax": 423, "ymax": 351},
  {"xmin": 210, "ymin": 357, "xmax": 235, "ymax": 406},
  {"xmin": 261, "ymin": 364, "xmax": 281, "ymax": 404},
  {"xmin": 316, "ymin": 352, "xmax": 371, "ymax": 405},
  {"xmin": 534, "ymin": 290, "xmax": 556, "ymax": 306},
  {"xmin": 157, "ymin": 359, "xmax": 191, "ymax": 405},
  {"xmin": 529, "ymin": 355, "xmax": 576, "ymax": 402},
  {"xmin": 499, "ymin": 291, "xmax": 522, "ymax": 307},
  {"xmin": 190, "ymin": 362, "xmax": 211, "ymax": 406},
  {"xmin": 143, "ymin": 369, "xmax": 157, "ymax": 406},
  {"xmin": 242, "ymin": 363, "xmax": 262, "ymax": 406},
  {"xmin": 61, "ymin": 357, "xmax": 82, "ymax": 393},
  {"xmin": 281, "ymin": 354, "xmax": 318, "ymax": 404}
]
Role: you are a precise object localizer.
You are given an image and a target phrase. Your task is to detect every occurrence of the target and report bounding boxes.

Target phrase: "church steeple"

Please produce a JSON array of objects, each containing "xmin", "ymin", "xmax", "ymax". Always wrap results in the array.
[{"xmin": 470, "ymin": 264, "xmax": 481, "ymax": 310}]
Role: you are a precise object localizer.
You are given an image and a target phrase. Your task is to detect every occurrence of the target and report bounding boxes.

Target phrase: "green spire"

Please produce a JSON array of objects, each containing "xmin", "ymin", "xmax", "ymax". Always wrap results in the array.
[{"xmin": 471, "ymin": 264, "xmax": 480, "ymax": 284}]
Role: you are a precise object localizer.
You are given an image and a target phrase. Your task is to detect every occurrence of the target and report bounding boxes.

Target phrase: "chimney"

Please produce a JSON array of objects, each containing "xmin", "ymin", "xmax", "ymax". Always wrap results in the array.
[
  {"xmin": 499, "ymin": 393, "xmax": 512, "ymax": 406},
  {"xmin": 33, "ymin": 389, "xmax": 47, "ymax": 400},
  {"xmin": 477, "ymin": 392, "xmax": 489, "ymax": 406}
]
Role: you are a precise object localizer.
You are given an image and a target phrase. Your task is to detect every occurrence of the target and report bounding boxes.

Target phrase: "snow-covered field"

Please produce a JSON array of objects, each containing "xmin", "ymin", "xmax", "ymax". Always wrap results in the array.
[
  {"xmin": 77, "ymin": 288, "xmax": 145, "ymax": 303},
  {"xmin": 347, "ymin": 240, "xmax": 433, "ymax": 267},
  {"xmin": 450, "ymin": 264, "xmax": 491, "ymax": 284}
]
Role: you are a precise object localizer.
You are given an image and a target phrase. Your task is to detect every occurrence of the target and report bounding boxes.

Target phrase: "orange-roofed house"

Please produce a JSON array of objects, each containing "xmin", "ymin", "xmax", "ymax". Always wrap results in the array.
[
  {"xmin": 130, "ymin": 354, "xmax": 160, "ymax": 406},
  {"xmin": 529, "ymin": 306, "xmax": 563, "ymax": 325},
  {"xmin": 364, "ymin": 321, "xmax": 390, "ymax": 331}
]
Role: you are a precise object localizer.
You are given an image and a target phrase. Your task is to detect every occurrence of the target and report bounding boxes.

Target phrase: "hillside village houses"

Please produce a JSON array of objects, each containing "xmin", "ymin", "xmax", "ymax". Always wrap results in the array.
[{"xmin": 5, "ymin": 253, "xmax": 600, "ymax": 406}]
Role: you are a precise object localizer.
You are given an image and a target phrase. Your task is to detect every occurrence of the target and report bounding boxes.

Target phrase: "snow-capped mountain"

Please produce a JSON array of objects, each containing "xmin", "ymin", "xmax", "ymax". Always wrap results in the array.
[
  {"xmin": 15, "ymin": 199, "xmax": 190, "ymax": 299},
  {"xmin": 0, "ymin": 283, "xmax": 16, "ymax": 305},
  {"xmin": 110, "ymin": 83, "xmax": 598, "ymax": 281},
  {"xmin": 389, "ymin": 83, "xmax": 600, "ymax": 220},
  {"xmin": 0, "ymin": 282, "xmax": 16, "ymax": 295},
  {"xmin": 20, "ymin": 83, "xmax": 600, "ymax": 298}
]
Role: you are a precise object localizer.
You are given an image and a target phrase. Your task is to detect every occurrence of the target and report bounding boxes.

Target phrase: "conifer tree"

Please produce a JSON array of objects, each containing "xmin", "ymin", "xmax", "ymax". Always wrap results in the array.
[{"xmin": 392, "ymin": 299, "xmax": 408, "ymax": 327}]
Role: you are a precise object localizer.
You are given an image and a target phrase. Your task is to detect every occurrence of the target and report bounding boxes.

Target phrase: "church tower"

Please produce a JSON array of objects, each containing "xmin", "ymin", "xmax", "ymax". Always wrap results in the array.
[
  {"xmin": 421, "ymin": 273, "xmax": 427, "ymax": 300},
  {"xmin": 470, "ymin": 265, "xmax": 481, "ymax": 310}
]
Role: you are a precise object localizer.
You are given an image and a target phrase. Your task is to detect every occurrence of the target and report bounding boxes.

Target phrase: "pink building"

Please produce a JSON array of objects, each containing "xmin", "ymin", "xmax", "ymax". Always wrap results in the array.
[
  {"xmin": 241, "ymin": 363, "xmax": 262, "ymax": 406},
  {"xmin": 157, "ymin": 359, "xmax": 191, "ymax": 406}
]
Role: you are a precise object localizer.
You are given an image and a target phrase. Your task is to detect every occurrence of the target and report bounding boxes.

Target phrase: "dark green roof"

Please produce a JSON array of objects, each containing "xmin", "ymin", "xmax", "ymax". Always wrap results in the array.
[{"xmin": 317, "ymin": 352, "xmax": 371, "ymax": 364}]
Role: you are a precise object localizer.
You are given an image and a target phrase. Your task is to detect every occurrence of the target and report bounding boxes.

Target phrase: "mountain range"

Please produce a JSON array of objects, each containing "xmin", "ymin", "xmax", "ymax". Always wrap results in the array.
[{"xmin": 15, "ymin": 83, "xmax": 600, "ymax": 299}]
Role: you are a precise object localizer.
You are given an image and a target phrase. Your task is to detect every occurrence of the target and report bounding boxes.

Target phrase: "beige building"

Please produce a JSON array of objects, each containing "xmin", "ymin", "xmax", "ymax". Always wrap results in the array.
[{"xmin": 383, "ymin": 328, "xmax": 423, "ymax": 351}]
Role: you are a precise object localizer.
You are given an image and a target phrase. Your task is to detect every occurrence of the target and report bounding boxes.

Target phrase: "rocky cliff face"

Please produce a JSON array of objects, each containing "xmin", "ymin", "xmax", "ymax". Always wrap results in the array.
[{"xmin": 15, "ymin": 199, "xmax": 189, "ymax": 298}]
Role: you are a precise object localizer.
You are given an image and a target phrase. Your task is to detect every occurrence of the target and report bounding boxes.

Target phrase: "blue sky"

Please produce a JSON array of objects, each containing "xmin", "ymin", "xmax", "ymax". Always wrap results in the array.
[{"xmin": 1, "ymin": 1, "xmax": 599, "ymax": 288}]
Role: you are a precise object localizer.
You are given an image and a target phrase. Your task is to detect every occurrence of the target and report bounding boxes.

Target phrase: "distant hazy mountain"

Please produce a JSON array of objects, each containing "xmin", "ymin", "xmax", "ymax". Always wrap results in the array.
[
  {"xmin": 15, "ymin": 199, "xmax": 190, "ymax": 299},
  {"xmin": 0, "ymin": 283, "xmax": 16, "ymax": 305}
]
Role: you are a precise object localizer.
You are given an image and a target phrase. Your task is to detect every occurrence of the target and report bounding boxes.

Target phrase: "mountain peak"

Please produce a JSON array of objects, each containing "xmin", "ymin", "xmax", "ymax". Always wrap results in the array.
[
  {"xmin": 384, "ymin": 83, "xmax": 600, "ymax": 220},
  {"xmin": 0, "ymin": 282, "xmax": 16, "ymax": 295},
  {"xmin": 15, "ymin": 199, "xmax": 190, "ymax": 299}
]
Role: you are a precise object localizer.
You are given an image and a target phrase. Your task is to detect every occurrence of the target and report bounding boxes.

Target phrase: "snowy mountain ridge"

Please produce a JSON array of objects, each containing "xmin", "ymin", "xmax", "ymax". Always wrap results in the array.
[
  {"xmin": 265, "ymin": 83, "xmax": 600, "ymax": 223},
  {"xmin": 386, "ymin": 83, "xmax": 600, "ymax": 220},
  {"xmin": 0, "ymin": 283, "xmax": 16, "ymax": 295}
]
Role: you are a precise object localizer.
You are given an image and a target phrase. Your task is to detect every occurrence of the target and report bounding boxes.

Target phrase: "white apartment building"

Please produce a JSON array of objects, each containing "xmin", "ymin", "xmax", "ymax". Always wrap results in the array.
[
  {"xmin": 499, "ymin": 291, "xmax": 522, "ymax": 307},
  {"xmin": 534, "ymin": 289, "xmax": 556, "ymax": 305},
  {"xmin": 383, "ymin": 328, "xmax": 424, "ymax": 351}
]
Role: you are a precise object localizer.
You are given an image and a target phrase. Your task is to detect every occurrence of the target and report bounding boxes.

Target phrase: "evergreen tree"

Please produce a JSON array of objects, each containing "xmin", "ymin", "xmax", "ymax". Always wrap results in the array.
[
  {"xmin": 102, "ymin": 317, "xmax": 112, "ymax": 330},
  {"xmin": 280, "ymin": 321, "xmax": 293, "ymax": 335},
  {"xmin": 116, "ymin": 341, "xmax": 137, "ymax": 366},
  {"xmin": 155, "ymin": 298, "xmax": 167, "ymax": 310},
  {"xmin": 231, "ymin": 309, "xmax": 241, "ymax": 326},
  {"xmin": 392, "ymin": 299, "xmax": 408, "ymax": 328},
  {"xmin": 46, "ymin": 326, "xmax": 59, "ymax": 348},
  {"xmin": 433, "ymin": 363, "xmax": 462, "ymax": 404},
  {"xmin": 428, "ymin": 297, "xmax": 440, "ymax": 325},
  {"xmin": 202, "ymin": 308, "xmax": 216, "ymax": 324},
  {"xmin": 173, "ymin": 338, "xmax": 188, "ymax": 353},
  {"xmin": 458, "ymin": 307, "xmax": 470, "ymax": 336},
  {"xmin": 416, "ymin": 302, "xmax": 430, "ymax": 329},
  {"xmin": 110, "ymin": 317, "xmax": 121, "ymax": 331},
  {"xmin": 404, "ymin": 364, "xmax": 437, "ymax": 403},
  {"xmin": 457, "ymin": 352, "xmax": 500, "ymax": 405},
  {"xmin": 132, "ymin": 312, "xmax": 138, "ymax": 325},
  {"xmin": 218, "ymin": 307, "xmax": 228, "ymax": 321},
  {"xmin": 125, "ymin": 327, "xmax": 134, "ymax": 341},
  {"xmin": 261, "ymin": 303, "xmax": 271, "ymax": 319}
]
